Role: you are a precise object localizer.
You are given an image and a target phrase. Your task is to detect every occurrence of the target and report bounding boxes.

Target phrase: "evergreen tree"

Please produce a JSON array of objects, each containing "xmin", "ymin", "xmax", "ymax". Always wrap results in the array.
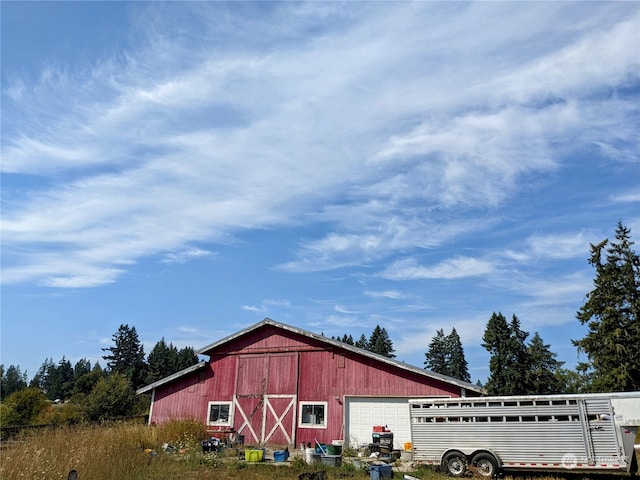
[
  {"xmin": 102, "ymin": 324, "xmax": 147, "ymax": 390},
  {"xmin": 424, "ymin": 329, "xmax": 448, "ymax": 373},
  {"xmin": 0, "ymin": 365, "xmax": 28, "ymax": 401},
  {"xmin": 73, "ymin": 359, "xmax": 92, "ymax": 382},
  {"xmin": 145, "ymin": 340, "xmax": 199, "ymax": 385},
  {"xmin": 482, "ymin": 312, "xmax": 512, "ymax": 394},
  {"xmin": 30, "ymin": 357, "xmax": 76, "ymax": 401},
  {"xmin": 50, "ymin": 357, "xmax": 75, "ymax": 401},
  {"xmin": 506, "ymin": 315, "xmax": 530, "ymax": 394},
  {"xmin": 573, "ymin": 222, "xmax": 640, "ymax": 392},
  {"xmin": 445, "ymin": 328, "xmax": 471, "ymax": 382},
  {"xmin": 526, "ymin": 332, "xmax": 563, "ymax": 394},
  {"xmin": 338, "ymin": 334, "xmax": 354, "ymax": 345},
  {"xmin": 29, "ymin": 358, "xmax": 54, "ymax": 392},
  {"xmin": 355, "ymin": 334, "xmax": 368, "ymax": 349},
  {"xmin": 176, "ymin": 346, "xmax": 199, "ymax": 370},
  {"xmin": 425, "ymin": 328, "xmax": 470, "ymax": 382},
  {"xmin": 484, "ymin": 314, "xmax": 566, "ymax": 394},
  {"xmin": 146, "ymin": 338, "xmax": 176, "ymax": 384},
  {"xmin": 368, "ymin": 325, "xmax": 396, "ymax": 358}
]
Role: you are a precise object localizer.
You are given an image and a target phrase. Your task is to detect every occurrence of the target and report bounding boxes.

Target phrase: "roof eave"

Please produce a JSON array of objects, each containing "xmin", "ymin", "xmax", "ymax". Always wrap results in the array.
[{"xmin": 136, "ymin": 360, "xmax": 208, "ymax": 395}]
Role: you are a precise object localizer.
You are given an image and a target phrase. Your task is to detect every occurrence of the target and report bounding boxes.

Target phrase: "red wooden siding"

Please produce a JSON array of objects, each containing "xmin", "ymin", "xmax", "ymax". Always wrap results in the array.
[{"xmin": 151, "ymin": 369, "xmax": 211, "ymax": 424}]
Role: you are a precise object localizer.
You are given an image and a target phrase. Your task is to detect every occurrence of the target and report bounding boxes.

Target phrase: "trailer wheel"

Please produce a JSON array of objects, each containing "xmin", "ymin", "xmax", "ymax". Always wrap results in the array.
[
  {"xmin": 442, "ymin": 451, "xmax": 467, "ymax": 477},
  {"xmin": 471, "ymin": 452, "xmax": 499, "ymax": 478}
]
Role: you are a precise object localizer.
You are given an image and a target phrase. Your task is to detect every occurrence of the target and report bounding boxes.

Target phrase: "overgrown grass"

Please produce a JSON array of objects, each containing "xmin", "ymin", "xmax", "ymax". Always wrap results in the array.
[{"xmin": 0, "ymin": 420, "xmax": 636, "ymax": 480}]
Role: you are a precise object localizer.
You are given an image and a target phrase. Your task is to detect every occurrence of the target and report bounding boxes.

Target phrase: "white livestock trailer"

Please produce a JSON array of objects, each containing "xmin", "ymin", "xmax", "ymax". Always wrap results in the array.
[{"xmin": 409, "ymin": 392, "xmax": 640, "ymax": 477}]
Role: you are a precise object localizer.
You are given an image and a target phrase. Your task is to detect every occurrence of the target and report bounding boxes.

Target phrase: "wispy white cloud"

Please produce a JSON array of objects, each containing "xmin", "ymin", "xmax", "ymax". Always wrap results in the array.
[
  {"xmin": 2, "ymin": 2, "xmax": 638, "ymax": 288},
  {"xmin": 320, "ymin": 314, "xmax": 359, "ymax": 329},
  {"xmin": 612, "ymin": 191, "xmax": 640, "ymax": 203},
  {"xmin": 364, "ymin": 290, "xmax": 405, "ymax": 299},
  {"xmin": 241, "ymin": 299, "xmax": 292, "ymax": 313},
  {"xmin": 241, "ymin": 305, "xmax": 263, "ymax": 313},
  {"xmin": 334, "ymin": 305, "xmax": 359, "ymax": 314},
  {"xmin": 525, "ymin": 232, "xmax": 594, "ymax": 260},
  {"xmin": 381, "ymin": 256, "xmax": 495, "ymax": 281},
  {"xmin": 161, "ymin": 247, "xmax": 215, "ymax": 265}
]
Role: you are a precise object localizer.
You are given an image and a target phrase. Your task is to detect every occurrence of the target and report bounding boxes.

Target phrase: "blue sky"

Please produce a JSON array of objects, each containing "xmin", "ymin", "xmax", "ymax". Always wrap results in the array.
[{"xmin": 1, "ymin": 1, "xmax": 639, "ymax": 384}]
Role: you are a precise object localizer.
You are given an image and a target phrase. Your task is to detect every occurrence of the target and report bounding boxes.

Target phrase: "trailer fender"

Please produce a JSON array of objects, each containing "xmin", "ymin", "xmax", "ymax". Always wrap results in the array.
[{"xmin": 469, "ymin": 450, "xmax": 501, "ymax": 478}]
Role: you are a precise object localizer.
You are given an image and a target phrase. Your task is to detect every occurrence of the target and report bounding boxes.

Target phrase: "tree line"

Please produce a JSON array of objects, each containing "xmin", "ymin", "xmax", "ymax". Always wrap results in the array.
[
  {"xmin": 1, "ymin": 222, "xmax": 638, "ymax": 426},
  {"xmin": 0, "ymin": 326, "xmax": 199, "ymax": 427}
]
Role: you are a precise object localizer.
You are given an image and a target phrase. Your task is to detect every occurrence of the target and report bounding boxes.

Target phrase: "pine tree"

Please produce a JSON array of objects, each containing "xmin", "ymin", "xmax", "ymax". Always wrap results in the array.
[
  {"xmin": 573, "ymin": 222, "xmax": 640, "ymax": 392},
  {"xmin": 355, "ymin": 334, "xmax": 368, "ymax": 349},
  {"xmin": 0, "ymin": 365, "xmax": 28, "ymax": 401},
  {"xmin": 526, "ymin": 332, "xmax": 563, "ymax": 394},
  {"xmin": 506, "ymin": 315, "xmax": 530, "ymax": 394},
  {"xmin": 102, "ymin": 324, "xmax": 147, "ymax": 390},
  {"xmin": 73, "ymin": 359, "xmax": 92, "ymax": 382},
  {"xmin": 424, "ymin": 329, "xmax": 448, "ymax": 374},
  {"xmin": 48, "ymin": 357, "xmax": 75, "ymax": 401},
  {"xmin": 445, "ymin": 328, "xmax": 471, "ymax": 382},
  {"xmin": 176, "ymin": 346, "xmax": 199, "ymax": 370},
  {"xmin": 331, "ymin": 334, "xmax": 354, "ymax": 345},
  {"xmin": 146, "ymin": 338, "xmax": 177, "ymax": 385},
  {"xmin": 425, "ymin": 328, "xmax": 470, "ymax": 382},
  {"xmin": 28, "ymin": 357, "xmax": 75, "ymax": 401},
  {"xmin": 368, "ymin": 325, "xmax": 396, "ymax": 358},
  {"xmin": 341, "ymin": 334, "xmax": 354, "ymax": 345},
  {"xmin": 29, "ymin": 358, "xmax": 54, "ymax": 392},
  {"xmin": 482, "ymin": 312, "xmax": 512, "ymax": 394}
]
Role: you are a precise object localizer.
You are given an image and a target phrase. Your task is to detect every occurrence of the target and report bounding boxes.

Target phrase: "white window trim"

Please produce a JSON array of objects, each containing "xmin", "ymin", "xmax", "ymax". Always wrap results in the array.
[
  {"xmin": 298, "ymin": 401, "xmax": 328, "ymax": 429},
  {"xmin": 207, "ymin": 401, "xmax": 234, "ymax": 427}
]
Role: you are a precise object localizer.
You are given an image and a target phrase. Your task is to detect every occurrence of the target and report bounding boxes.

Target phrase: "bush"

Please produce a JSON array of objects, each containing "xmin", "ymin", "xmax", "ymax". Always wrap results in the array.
[
  {"xmin": 36, "ymin": 402, "xmax": 83, "ymax": 426},
  {"xmin": 80, "ymin": 374, "xmax": 138, "ymax": 421},
  {"xmin": 1, "ymin": 387, "xmax": 49, "ymax": 426}
]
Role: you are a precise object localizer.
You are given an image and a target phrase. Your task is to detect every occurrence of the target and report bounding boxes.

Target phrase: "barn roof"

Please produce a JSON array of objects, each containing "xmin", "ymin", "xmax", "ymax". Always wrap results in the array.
[
  {"xmin": 138, "ymin": 318, "xmax": 485, "ymax": 395},
  {"xmin": 137, "ymin": 360, "xmax": 208, "ymax": 394}
]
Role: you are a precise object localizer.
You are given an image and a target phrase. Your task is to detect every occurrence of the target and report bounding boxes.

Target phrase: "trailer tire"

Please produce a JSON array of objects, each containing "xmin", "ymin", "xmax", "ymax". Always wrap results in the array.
[
  {"xmin": 471, "ymin": 452, "xmax": 499, "ymax": 478},
  {"xmin": 442, "ymin": 451, "xmax": 467, "ymax": 477}
]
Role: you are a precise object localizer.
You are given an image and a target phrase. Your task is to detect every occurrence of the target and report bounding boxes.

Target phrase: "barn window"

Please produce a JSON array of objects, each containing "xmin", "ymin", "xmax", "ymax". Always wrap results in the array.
[
  {"xmin": 207, "ymin": 401, "xmax": 233, "ymax": 426},
  {"xmin": 299, "ymin": 402, "xmax": 327, "ymax": 429}
]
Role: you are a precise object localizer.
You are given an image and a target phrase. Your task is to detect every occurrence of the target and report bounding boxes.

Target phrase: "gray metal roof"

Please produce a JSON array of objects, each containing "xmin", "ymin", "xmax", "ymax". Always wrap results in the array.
[
  {"xmin": 136, "ymin": 360, "xmax": 208, "ymax": 394},
  {"xmin": 138, "ymin": 317, "xmax": 485, "ymax": 395}
]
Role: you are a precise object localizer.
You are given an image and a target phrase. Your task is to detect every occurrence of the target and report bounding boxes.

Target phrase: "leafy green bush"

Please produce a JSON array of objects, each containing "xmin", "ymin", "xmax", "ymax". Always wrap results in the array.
[
  {"xmin": 80, "ymin": 373, "xmax": 138, "ymax": 421},
  {"xmin": 1, "ymin": 387, "xmax": 48, "ymax": 425}
]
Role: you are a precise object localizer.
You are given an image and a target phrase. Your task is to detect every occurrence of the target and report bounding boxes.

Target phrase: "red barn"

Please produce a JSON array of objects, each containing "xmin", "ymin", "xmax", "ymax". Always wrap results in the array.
[{"xmin": 137, "ymin": 318, "xmax": 483, "ymax": 450}]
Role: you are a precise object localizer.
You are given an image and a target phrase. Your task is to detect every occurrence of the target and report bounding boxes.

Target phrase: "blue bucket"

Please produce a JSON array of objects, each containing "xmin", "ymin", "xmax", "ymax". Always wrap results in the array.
[{"xmin": 273, "ymin": 450, "xmax": 289, "ymax": 462}]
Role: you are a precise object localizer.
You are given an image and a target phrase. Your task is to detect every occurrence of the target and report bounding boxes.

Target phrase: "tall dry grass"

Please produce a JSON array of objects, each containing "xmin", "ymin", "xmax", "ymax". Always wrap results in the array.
[
  {"xmin": 0, "ymin": 420, "xmax": 635, "ymax": 479},
  {"xmin": 0, "ymin": 419, "xmax": 207, "ymax": 480}
]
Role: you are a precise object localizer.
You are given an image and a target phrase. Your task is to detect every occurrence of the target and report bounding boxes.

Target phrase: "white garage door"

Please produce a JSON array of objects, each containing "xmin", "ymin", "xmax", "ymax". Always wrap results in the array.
[{"xmin": 345, "ymin": 397, "xmax": 410, "ymax": 451}]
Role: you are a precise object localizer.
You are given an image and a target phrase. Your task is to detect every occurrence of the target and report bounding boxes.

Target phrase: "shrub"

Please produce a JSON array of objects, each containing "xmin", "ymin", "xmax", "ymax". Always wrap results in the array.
[
  {"xmin": 36, "ymin": 403, "xmax": 83, "ymax": 426},
  {"xmin": 80, "ymin": 374, "xmax": 137, "ymax": 421},
  {"xmin": 1, "ymin": 387, "xmax": 49, "ymax": 425}
]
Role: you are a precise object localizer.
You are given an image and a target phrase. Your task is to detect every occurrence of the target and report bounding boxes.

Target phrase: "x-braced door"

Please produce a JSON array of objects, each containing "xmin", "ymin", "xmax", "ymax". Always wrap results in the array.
[{"xmin": 234, "ymin": 353, "xmax": 298, "ymax": 446}]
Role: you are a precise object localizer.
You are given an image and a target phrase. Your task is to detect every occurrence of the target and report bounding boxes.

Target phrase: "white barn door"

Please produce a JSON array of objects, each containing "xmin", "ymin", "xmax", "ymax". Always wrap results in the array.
[{"xmin": 345, "ymin": 397, "xmax": 411, "ymax": 451}]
